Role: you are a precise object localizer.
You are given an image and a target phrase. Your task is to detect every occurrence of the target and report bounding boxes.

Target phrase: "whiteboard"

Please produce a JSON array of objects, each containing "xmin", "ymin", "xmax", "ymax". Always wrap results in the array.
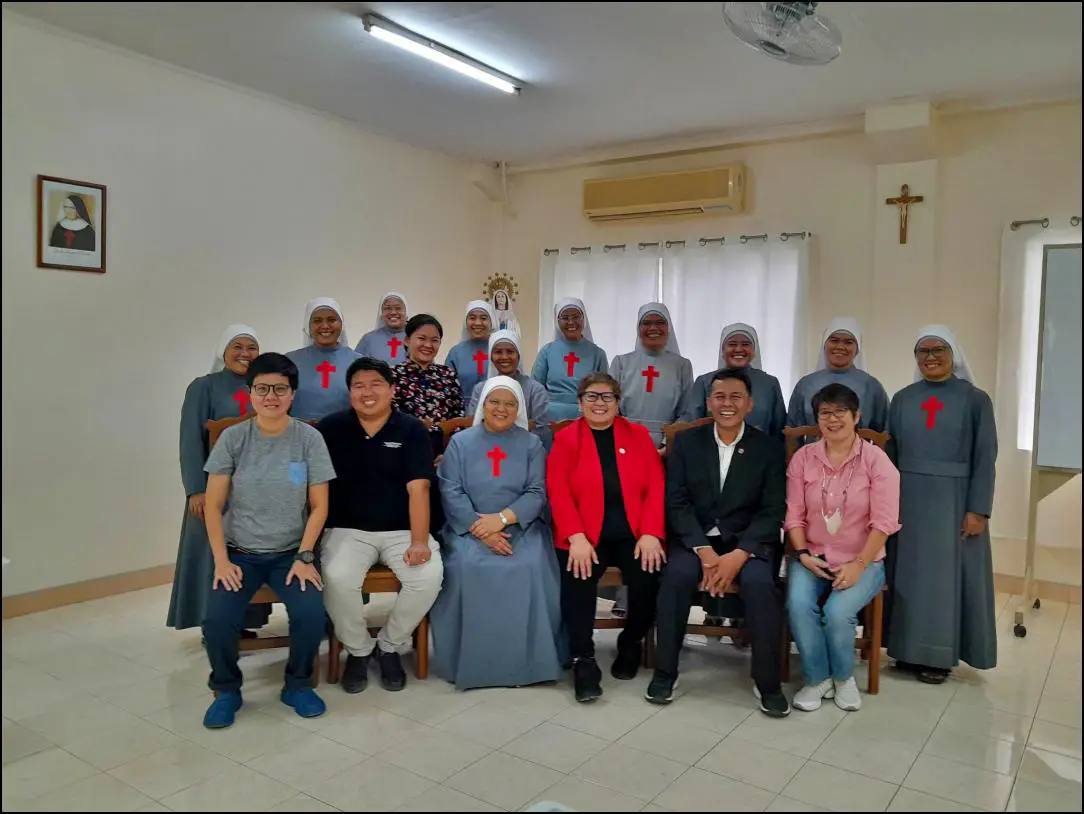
[{"xmin": 1035, "ymin": 244, "xmax": 1083, "ymax": 471}]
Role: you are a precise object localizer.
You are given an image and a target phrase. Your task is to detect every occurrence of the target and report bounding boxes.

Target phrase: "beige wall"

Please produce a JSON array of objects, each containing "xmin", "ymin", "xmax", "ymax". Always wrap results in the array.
[
  {"xmin": 494, "ymin": 102, "xmax": 1082, "ymax": 561},
  {"xmin": 1, "ymin": 16, "xmax": 492, "ymax": 595}
]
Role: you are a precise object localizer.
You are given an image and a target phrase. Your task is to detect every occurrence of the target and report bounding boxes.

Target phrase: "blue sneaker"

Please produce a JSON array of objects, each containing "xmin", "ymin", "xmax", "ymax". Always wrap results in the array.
[
  {"xmin": 280, "ymin": 687, "xmax": 327, "ymax": 719},
  {"xmin": 203, "ymin": 692, "xmax": 243, "ymax": 729}
]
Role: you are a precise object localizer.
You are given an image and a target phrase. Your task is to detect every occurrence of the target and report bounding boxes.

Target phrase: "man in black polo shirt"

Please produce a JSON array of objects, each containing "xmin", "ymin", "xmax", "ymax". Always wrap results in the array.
[{"xmin": 318, "ymin": 357, "xmax": 444, "ymax": 693}]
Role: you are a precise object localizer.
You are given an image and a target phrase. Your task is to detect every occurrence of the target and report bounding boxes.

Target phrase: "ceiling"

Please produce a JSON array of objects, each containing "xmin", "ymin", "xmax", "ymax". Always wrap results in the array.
[{"xmin": 6, "ymin": 2, "xmax": 1082, "ymax": 165}]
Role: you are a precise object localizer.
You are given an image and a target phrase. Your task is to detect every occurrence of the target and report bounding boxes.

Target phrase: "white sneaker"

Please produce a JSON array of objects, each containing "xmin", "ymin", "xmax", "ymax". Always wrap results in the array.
[
  {"xmin": 793, "ymin": 679, "xmax": 835, "ymax": 711},
  {"xmin": 833, "ymin": 677, "xmax": 862, "ymax": 711}
]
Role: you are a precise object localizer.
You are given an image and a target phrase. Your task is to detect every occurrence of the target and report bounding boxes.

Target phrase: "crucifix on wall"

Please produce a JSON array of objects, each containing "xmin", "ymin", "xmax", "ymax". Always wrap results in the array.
[{"xmin": 885, "ymin": 184, "xmax": 924, "ymax": 244}]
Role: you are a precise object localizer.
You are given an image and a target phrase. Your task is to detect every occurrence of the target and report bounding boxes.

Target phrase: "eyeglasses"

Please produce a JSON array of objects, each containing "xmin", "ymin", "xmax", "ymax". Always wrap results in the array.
[
  {"xmin": 817, "ymin": 408, "xmax": 852, "ymax": 421},
  {"xmin": 558, "ymin": 313, "xmax": 583, "ymax": 324},
  {"xmin": 916, "ymin": 345, "xmax": 950, "ymax": 359},
  {"xmin": 252, "ymin": 384, "xmax": 292, "ymax": 397},
  {"xmin": 640, "ymin": 319, "xmax": 668, "ymax": 329},
  {"xmin": 581, "ymin": 392, "xmax": 617, "ymax": 403}
]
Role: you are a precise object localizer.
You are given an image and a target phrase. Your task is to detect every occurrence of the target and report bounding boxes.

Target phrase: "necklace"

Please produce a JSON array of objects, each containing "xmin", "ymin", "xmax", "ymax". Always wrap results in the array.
[{"xmin": 819, "ymin": 440, "xmax": 861, "ymax": 535}]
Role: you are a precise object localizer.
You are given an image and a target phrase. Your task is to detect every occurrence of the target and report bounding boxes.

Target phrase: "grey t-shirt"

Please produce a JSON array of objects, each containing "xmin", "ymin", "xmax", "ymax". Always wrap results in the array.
[{"xmin": 204, "ymin": 418, "xmax": 336, "ymax": 554}]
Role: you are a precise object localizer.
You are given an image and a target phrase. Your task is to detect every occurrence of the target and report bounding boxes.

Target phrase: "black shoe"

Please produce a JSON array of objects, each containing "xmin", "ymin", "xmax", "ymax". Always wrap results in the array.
[
  {"xmin": 755, "ymin": 685, "xmax": 791, "ymax": 718},
  {"xmin": 377, "ymin": 648, "xmax": 407, "ymax": 692},
  {"xmin": 340, "ymin": 654, "xmax": 370, "ymax": 694},
  {"xmin": 644, "ymin": 672, "xmax": 677, "ymax": 705},
  {"xmin": 572, "ymin": 658, "xmax": 603, "ymax": 703},
  {"xmin": 894, "ymin": 660, "xmax": 921, "ymax": 673},
  {"xmin": 611, "ymin": 643, "xmax": 642, "ymax": 681},
  {"xmin": 917, "ymin": 667, "xmax": 950, "ymax": 685},
  {"xmin": 240, "ymin": 629, "xmax": 259, "ymax": 640}
]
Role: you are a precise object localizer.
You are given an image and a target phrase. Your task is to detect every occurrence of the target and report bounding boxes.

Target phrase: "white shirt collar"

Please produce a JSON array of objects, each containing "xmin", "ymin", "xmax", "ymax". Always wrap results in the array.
[{"xmin": 713, "ymin": 422, "xmax": 745, "ymax": 450}]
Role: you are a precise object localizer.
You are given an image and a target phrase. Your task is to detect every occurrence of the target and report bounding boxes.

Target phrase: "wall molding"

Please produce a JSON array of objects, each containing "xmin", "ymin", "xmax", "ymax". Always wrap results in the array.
[
  {"xmin": 2, "ymin": 564, "xmax": 174, "ymax": 619},
  {"xmin": 1, "ymin": 562, "xmax": 1077, "ymax": 620}
]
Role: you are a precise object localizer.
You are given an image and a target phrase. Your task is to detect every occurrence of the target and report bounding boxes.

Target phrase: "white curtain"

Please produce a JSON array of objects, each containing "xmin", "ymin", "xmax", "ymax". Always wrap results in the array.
[
  {"xmin": 537, "ymin": 245, "xmax": 661, "ymax": 358},
  {"xmin": 994, "ymin": 217, "xmax": 1082, "ymax": 544},
  {"xmin": 661, "ymin": 237, "xmax": 809, "ymax": 397},
  {"xmin": 539, "ymin": 236, "xmax": 809, "ymax": 395}
]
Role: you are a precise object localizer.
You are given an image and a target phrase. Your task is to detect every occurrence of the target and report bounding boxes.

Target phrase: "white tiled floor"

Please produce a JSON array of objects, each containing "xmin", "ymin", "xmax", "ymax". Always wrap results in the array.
[{"xmin": 2, "ymin": 588, "xmax": 1081, "ymax": 812}]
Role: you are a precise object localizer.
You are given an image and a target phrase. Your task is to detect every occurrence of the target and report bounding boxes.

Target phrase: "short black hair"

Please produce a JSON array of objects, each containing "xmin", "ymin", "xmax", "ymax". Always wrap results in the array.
[
  {"xmin": 246, "ymin": 352, "xmax": 298, "ymax": 390},
  {"xmin": 709, "ymin": 367, "xmax": 752, "ymax": 396},
  {"xmin": 405, "ymin": 313, "xmax": 443, "ymax": 338},
  {"xmin": 811, "ymin": 383, "xmax": 860, "ymax": 417},
  {"xmin": 347, "ymin": 356, "xmax": 394, "ymax": 387},
  {"xmin": 577, "ymin": 371, "xmax": 621, "ymax": 401}
]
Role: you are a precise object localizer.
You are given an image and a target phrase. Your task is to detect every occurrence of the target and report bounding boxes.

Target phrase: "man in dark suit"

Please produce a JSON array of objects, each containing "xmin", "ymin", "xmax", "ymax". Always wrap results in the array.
[{"xmin": 646, "ymin": 368, "xmax": 790, "ymax": 717}]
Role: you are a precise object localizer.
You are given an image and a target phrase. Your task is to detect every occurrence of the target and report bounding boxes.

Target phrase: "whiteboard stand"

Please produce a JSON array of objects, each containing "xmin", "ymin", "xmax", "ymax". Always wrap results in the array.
[
  {"xmin": 1013, "ymin": 243, "xmax": 1083, "ymax": 637},
  {"xmin": 1015, "ymin": 466, "xmax": 1077, "ymax": 637}
]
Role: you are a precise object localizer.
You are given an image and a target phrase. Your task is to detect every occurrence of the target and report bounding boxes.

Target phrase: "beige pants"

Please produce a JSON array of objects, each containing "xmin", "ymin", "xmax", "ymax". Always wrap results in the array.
[{"xmin": 320, "ymin": 528, "xmax": 444, "ymax": 657}]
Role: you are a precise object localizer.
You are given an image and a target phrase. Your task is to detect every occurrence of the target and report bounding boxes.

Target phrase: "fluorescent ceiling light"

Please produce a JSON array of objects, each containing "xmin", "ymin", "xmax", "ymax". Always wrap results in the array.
[{"xmin": 362, "ymin": 14, "xmax": 522, "ymax": 95}]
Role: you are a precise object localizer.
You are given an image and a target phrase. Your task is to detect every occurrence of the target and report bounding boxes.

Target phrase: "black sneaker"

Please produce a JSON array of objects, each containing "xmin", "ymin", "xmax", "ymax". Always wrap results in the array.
[
  {"xmin": 644, "ymin": 672, "xmax": 677, "ymax": 705},
  {"xmin": 572, "ymin": 657, "xmax": 603, "ymax": 703},
  {"xmin": 377, "ymin": 648, "xmax": 407, "ymax": 692},
  {"xmin": 755, "ymin": 685, "xmax": 791, "ymax": 718},
  {"xmin": 611, "ymin": 644, "xmax": 642, "ymax": 681},
  {"xmin": 340, "ymin": 653, "xmax": 370, "ymax": 694}
]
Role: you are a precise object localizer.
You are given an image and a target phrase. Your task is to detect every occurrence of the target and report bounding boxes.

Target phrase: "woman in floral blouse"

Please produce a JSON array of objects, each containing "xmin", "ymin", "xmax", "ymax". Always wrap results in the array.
[{"xmin": 392, "ymin": 314, "xmax": 465, "ymax": 457}]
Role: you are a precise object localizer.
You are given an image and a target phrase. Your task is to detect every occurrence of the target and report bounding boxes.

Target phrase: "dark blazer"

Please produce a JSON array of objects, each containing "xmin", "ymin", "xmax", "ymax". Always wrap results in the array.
[{"xmin": 666, "ymin": 421, "xmax": 786, "ymax": 561}]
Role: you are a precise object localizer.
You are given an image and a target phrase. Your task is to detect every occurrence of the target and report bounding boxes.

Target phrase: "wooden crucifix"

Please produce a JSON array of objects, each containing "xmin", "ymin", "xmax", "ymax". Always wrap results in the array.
[{"xmin": 885, "ymin": 184, "xmax": 924, "ymax": 244}]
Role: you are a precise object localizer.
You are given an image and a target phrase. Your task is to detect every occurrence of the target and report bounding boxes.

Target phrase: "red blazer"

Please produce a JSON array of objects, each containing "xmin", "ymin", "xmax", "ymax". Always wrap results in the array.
[{"xmin": 546, "ymin": 416, "xmax": 666, "ymax": 549}]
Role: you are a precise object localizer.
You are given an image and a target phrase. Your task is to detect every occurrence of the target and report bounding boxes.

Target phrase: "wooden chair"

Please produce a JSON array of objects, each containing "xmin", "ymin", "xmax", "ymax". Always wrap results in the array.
[
  {"xmin": 205, "ymin": 414, "xmax": 325, "ymax": 685},
  {"xmin": 782, "ymin": 425, "xmax": 892, "ymax": 695},
  {"xmin": 439, "ymin": 416, "xmax": 475, "ymax": 449},
  {"xmin": 660, "ymin": 417, "xmax": 713, "ymax": 457},
  {"xmin": 592, "ymin": 567, "xmax": 654, "ymax": 668},
  {"xmin": 325, "ymin": 566, "xmax": 430, "ymax": 682}
]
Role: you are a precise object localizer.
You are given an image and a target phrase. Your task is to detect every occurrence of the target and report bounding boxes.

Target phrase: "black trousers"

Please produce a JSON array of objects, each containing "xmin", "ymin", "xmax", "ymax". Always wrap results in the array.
[
  {"xmin": 655, "ymin": 543, "xmax": 783, "ymax": 692},
  {"xmin": 558, "ymin": 538, "xmax": 659, "ymax": 660}
]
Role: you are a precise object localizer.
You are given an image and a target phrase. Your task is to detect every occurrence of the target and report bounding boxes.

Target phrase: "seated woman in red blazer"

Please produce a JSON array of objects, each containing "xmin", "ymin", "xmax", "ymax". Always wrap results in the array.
[{"xmin": 546, "ymin": 372, "xmax": 666, "ymax": 703}]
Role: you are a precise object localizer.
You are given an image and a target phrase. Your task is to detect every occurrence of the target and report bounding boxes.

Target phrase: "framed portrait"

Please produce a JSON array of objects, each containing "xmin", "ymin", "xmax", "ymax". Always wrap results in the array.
[{"xmin": 37, "ymin": 175, "xmax": 107, "ymax": 273}]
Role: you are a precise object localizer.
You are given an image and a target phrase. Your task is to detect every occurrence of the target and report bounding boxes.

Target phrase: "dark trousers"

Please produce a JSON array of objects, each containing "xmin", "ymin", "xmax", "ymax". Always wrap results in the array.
[
  {"xmin": 557, "ymin": 538, "xmax": 659, "ymax": 660},
  {"xmin": 655, "ymin": 544, "xmax": 783, "ymax": 692},
  {"xmin": 204, "ymin": 550, "xmax": 325, "ymax": 694}
]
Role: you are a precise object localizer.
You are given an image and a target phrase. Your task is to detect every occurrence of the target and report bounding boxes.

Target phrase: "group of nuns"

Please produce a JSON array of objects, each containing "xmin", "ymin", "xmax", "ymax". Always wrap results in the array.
[{"xmin": 168, "ymin": 293, "xmax": 998, "ymax": 687}]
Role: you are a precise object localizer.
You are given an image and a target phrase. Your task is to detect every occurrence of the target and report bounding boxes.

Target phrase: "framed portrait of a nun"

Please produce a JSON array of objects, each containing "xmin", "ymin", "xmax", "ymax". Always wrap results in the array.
[{"xmin": 37, "ymin": 175, "xmax": 107, "ymax": 273}]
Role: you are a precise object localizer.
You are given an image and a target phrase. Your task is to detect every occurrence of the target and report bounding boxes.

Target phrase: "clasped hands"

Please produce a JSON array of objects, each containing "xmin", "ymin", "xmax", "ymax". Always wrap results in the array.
[
  {"xmin": 473, "ymin": 512, "xmax": 513, "ymax": 556},
  {"xmin": 697, "ymin": 547, "xmax": 749, "ymax": 597}
]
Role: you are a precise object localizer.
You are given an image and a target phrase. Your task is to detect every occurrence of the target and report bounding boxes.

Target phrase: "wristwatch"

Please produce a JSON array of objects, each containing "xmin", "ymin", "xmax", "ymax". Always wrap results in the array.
[
  {"xmin": 294, "ymin": 550, "xmax": 316, "ymax": 565},
  {"xmin": 793, "ymin": 548, "xmax": 811, "ymax": 559},
  {"xmin": 498, "ymin": 511, "xmax": 510, "ymax": 527}
]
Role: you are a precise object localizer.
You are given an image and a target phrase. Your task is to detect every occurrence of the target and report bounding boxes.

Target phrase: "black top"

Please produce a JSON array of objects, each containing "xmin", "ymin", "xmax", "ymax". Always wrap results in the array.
[
  {"xmin": 316, "ymin": 408, "xmax": 434, "ymax": 532},
  {"xmin": 591, "ymin": 426, "xmax": 635, "ymax": 544}
]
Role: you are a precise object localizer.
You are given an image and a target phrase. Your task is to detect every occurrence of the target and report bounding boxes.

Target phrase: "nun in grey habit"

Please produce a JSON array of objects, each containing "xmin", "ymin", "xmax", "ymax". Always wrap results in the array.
[{"xmin": 430, "ymin": 376, "xmax": 565, "ymax": 690}]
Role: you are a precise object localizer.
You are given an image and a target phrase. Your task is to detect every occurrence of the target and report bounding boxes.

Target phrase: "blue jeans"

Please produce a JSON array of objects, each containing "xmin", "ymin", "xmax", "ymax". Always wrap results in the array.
[
  {"xmin": 204, "ymin": 550, "xmax": 325, "ymax": 693},
  {"xmin": 787, "ymin": 559, "xmax": 885, "ymax": 685}
]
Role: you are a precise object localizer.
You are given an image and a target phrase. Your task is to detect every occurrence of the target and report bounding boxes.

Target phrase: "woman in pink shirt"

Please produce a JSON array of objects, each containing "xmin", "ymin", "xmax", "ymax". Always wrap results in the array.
[{"xmin": 785, "ymin": 383, "xmax": 901, "ymax": 713}]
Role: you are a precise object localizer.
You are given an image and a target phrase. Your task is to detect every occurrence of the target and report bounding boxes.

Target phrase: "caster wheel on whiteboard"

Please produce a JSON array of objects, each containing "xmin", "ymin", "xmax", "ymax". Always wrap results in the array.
[
  {"xmin": 1033, "ymin": 598, "xmax": 1041, "ymax": 610},
  {"xmin": 1014, "ymin": 624, "xmax": 1027, "ymax": 638}
]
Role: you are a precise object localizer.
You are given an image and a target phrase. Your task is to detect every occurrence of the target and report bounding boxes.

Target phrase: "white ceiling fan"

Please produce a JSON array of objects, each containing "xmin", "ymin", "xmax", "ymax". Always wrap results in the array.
[{"xmin": 722, "ymin": 2, "xmax": 842, "ymax": 66}]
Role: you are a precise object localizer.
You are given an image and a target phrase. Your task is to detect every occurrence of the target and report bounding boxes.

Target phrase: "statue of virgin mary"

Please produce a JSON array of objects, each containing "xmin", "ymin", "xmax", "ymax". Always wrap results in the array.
[{"xmin": 491, "ymin": 288, "xmax": 521, "ymax": 336}]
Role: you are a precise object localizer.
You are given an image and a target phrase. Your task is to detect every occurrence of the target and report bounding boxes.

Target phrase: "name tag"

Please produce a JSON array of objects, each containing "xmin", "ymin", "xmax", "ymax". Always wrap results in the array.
[
  {"xmin": 383, "ymin": 441, "xmax": 402, "ymax": 449},
  {"xmin": 288, "ymin": 461, "xmax": 308, "ymax": 486}
]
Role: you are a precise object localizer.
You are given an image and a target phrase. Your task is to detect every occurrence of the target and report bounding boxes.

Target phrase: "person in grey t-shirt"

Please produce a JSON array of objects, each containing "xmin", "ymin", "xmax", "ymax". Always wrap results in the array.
[{"xmin": 201, "ymin": 353, "xmax": 336, "ymax": 730}]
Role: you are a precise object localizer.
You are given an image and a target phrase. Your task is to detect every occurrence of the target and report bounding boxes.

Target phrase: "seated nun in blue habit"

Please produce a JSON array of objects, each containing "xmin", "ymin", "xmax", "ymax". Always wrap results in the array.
[{"xmin": 430, "ymin": 376, "xmax": 564, "ymax": 691}]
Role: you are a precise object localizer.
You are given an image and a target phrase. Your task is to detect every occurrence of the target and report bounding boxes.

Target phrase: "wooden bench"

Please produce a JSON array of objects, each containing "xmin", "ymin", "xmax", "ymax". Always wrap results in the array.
[{"xmin": 326, "ymin": 565, "xmax": 430, "ymax": 683}]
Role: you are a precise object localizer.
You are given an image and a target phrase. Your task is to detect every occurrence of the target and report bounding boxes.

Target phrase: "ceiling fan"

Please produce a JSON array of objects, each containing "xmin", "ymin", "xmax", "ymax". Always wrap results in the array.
[{"xmin": 722, "ymin": 2, "xmax": 842, "ymax": 66}]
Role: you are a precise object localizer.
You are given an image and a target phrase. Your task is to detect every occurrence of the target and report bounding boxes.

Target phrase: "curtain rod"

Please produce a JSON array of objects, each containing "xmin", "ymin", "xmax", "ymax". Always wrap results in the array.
[
  {"xmin": 542, "ymin": 231, "xmax": 810, "ymax": 255},
  {"xmin": 1010, "ymin": 216, "xmax": 1082, "ymax": 231}
]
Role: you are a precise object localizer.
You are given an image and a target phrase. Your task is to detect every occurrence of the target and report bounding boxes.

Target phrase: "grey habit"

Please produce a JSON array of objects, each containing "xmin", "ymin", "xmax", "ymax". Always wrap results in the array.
[
  {"xmin": 886, "ymin": 375, "xmax": 998, "ymax": 670},
  {"xmin": 430, "ymin": 424, "xmax": 565, "ymax": 690}
]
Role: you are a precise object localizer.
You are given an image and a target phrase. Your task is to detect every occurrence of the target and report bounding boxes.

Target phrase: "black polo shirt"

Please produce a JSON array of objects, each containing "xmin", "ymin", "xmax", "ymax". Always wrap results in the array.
[{"xmin": 316, "ymin": 408, "xmax": 434, "ymax": 532}]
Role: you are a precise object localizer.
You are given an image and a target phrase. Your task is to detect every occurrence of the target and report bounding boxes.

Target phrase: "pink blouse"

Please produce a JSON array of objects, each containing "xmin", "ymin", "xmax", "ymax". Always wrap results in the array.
[{"xmin": 784, "ymin": 437, "xmax": 902, "ymax": 567}]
